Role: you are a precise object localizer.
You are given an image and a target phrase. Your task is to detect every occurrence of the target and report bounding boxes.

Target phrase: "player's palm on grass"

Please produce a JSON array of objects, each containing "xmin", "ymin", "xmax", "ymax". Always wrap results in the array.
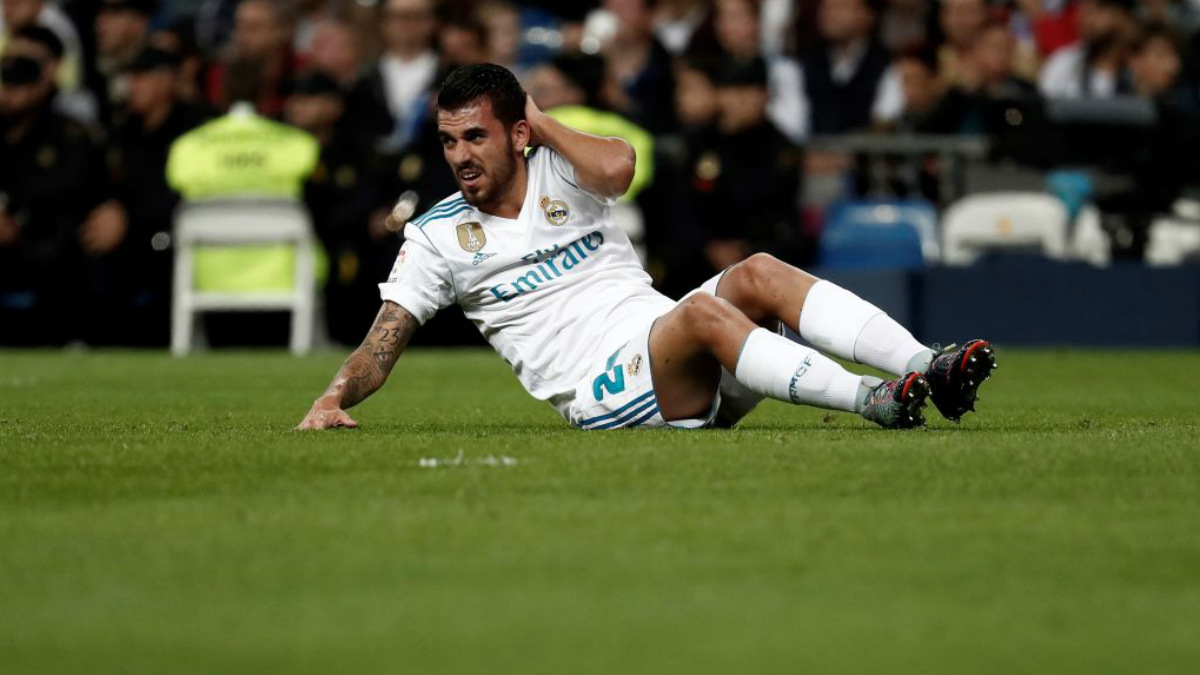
[{"xmin": 296, "ymin": 398, "xmax": 358, "ymax": 430}]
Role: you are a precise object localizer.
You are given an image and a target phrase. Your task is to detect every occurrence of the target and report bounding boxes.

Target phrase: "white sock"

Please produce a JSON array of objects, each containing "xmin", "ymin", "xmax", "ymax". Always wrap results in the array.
[
  {"xmin": 733, "ymin": 328, "xmax": 863, "ymax": 413},
  {"xmin": 798, "ymin": 280, "xmax": 933, "ymax": 376}
]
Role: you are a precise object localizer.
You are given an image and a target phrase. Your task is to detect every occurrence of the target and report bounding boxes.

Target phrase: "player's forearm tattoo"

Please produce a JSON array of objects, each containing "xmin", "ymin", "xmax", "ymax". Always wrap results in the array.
[{"xmin": 325, "ymin": 302, "xmax": 417, "ymax": 409}]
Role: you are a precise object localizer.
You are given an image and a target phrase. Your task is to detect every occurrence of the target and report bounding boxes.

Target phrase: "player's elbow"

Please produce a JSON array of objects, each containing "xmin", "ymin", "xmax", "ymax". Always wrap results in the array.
[{"xmin": 601, "ymin": 140, "xmax": 636, "ymax": 198}]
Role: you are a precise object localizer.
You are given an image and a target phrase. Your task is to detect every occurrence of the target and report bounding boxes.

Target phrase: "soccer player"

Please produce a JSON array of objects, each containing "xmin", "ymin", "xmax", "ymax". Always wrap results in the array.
[{"xmin": 297, "ymin": 64, "xmax": 996, "ymax": 432}]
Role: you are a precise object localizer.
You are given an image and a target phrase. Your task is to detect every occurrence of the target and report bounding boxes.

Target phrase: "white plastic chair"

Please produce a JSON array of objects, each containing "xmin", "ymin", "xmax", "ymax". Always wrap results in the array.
[
  {"xmin": 941, "ymin": 193, "xmax": 1069, "ymax": 265},
  {"xmin": 171, "ymin": 199, "xmax": 317, "ymax": 356}
]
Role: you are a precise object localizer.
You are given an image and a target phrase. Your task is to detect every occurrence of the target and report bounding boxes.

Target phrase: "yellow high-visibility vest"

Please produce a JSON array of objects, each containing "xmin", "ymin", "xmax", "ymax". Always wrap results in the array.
[{"xmin": 167, "ymin": 108, "xmax": 323, "ymax": 292}]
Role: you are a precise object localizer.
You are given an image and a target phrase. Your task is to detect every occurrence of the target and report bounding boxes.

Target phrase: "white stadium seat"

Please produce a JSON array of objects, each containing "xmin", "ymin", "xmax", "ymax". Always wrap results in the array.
[
  {"xmin": 171, "ymin": 199, "xmax": 318, "ymax": 356},
  {"xmin": 1069, "ymin": 206, "xmax": 1111, "ymax": 266},
  {"xmin": 1146, "ymin": 218, "xmax": 1200, "ymax": 266},
  {"xmin": 941, "ymin": 193, "xmax": 1069, "ymax": 265}
]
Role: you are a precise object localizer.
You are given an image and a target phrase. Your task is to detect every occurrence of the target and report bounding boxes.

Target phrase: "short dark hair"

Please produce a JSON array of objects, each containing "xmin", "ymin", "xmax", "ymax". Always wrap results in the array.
[
  {"xmin": 436, "ymin": 63, "xmax": 527, "ymax": 128},
  {"xmin": 549, "ymin": 52, "xmax": 605, "ymax": 107}
]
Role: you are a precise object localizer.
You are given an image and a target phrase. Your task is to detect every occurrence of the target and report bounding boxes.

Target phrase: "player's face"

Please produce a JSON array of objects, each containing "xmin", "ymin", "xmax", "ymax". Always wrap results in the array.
[{"xmin": 437, "ymin": 98, "xmax": 529, "ymax": 208}]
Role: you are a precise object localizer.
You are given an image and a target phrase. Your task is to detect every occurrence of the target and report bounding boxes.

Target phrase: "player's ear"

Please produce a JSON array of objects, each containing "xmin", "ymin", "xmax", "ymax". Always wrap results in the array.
[{"xmin": 511, "ymin": 118, "xmax": 531, "ymax": 153}]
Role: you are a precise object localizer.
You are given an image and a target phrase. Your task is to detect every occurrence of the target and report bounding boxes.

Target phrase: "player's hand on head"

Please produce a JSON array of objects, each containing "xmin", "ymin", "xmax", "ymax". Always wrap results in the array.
[
  {"xmin": 296, "ymin": 397, "xmax": 359, "ymax": 430},
  {"xmin": 524, "ymin": 95, "xmax": 545, "ymax": 146}
]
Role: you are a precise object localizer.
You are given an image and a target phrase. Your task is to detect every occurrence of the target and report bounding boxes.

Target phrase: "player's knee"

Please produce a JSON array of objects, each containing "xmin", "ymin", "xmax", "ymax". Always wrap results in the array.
[
  {"xmin": 736, "ymin": 253, "xmax": 783, "ymax": 288},
  {"xmin": 726, "ymin": 253, "xmax": 789, "ymax": 299},
  {"xmin": 730, "ymin": 252, "xmax": 819, "ymax": 299},
  {"xmin": 678, "ymin": 292, "xmax": 737, "ymax": 338}
]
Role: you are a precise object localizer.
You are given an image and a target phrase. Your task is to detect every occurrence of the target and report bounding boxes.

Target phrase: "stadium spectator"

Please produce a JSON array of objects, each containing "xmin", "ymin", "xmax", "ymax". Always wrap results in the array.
[
  {"xmin": 0, "ymin": 32, "xmax": 105, "ymax": 344},
  {"xmin": 886, "ymin": 45, "xmax": 943, "ymax": 199},
  {"xmin": 91, "ymin": 0, "xmax": 155, "ymax": 124},
  {"xmin": 300, "ymin": 18, "xmax": 361, "ymax": 86},
  {"xmin": 661, "ymin": 57, "xmax": 722, "ymax": 294},
  {"xmin": 1039, "ymin": 0, "xmax": 1136, "ymax": 98},
  {"xmin": 598, "ymin": 0, "xmax": 678, "ymax": 134},
  {"xmin": 532, "ymin": 51, "xmax": 619, "ymax": 109},
  {"xmin": 1137, "ymin": 0, "xmax": 1200, "ymax": 35},
  {"xmin": 893, "ymin": 45, "xmax": 942, "ymax": 126},
  {"xmin": 1018, "ymin": 0, "xmax": 1081, "ymax": 57},
  {"xmin": 689, "ymin": 58, "xmax": 805, "ymax": 272},
  {"xmin": 206, "ymin": 0, "xmax": 299, "ymax": 116},
  {"xmin": 476, "ymin": 1, "xmax": 525, "ymax": 78},
  {"xmin": 350, "ymin": 0, "xmax": 440, "ymax": 150},
  {"xmin": 879, "ymin": 0, "xmax": 930, "ymax": 53},
  {"xmin": 1129, "ymin": 21, "xmax": 1194, "ymax": 107},
  {"xmin": 800, "ymin": 0, "xmax": 904, "ymax": 134},
  {"xmin": 293, "ymin": 0, "xmax": 343, "ymax": 57},
  {"xmin": 150, "ymin": 22, "xmax": 211, "ymax": 107},
  {"xmin": 922, "ymin": 21, "xmax": 1038, "ymax": 133},
  {"xmin": 287, "ymin": 72, "xmax": 389, "ymax": 344},
  {"xmin": 439, "ymin": 12, "xmax": 489, "ymax": 67},
  {"xmin": 713, "ymin": 0, "xmax": 806, "ymax": 142},
  {"xmin": 675, "ymin": 57, "xmax": 722, "ymax": 130},
  {"xmin": 3, "ymin": 23, "xmax": 95, "ymax": 123},
  {"xmin": 0, "ymin": 0, "xmax": 89, "ymax": 119},
  {"xmin": 653, "ymin": 0, "xmax": 718, "ymax": 57},
  {"xmin": 937, "ymin": 0, "xmax": 987, "ymax": 86},
  {"xmin": 82, "ymin": 46, "xmax": 207, "ymax": 345}
]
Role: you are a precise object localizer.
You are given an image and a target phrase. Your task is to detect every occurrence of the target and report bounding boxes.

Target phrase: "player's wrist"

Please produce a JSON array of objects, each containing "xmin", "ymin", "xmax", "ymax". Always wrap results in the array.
[{"xmin": 315, "ymin": 393, "xmax": 344, "ymax": 411}]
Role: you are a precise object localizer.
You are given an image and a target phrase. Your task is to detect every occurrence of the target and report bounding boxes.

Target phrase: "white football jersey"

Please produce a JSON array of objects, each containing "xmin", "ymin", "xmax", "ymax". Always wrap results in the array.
[{"xmin": 379, "ymin": 146, "xmax": 675, "ymax": 416}]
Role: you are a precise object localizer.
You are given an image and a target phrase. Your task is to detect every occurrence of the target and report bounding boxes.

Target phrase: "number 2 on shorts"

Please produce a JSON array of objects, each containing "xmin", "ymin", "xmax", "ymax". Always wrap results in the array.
[{"xmin": 593, "ymin": 344, "xmax": 628, "ymax": 401}]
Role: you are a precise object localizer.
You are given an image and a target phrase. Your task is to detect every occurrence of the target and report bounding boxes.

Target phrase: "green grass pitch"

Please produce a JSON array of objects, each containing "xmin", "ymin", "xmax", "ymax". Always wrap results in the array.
[{"xmin": 1, "ymin": 348, "xmax": 1199, "ymax": 674}]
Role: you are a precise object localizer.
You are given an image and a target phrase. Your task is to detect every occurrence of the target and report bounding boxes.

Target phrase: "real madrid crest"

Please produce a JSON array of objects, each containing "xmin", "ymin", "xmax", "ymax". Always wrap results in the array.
[
  {"xmin": 627, "ymin": 353, "xmax": 643, "ymax": 377},
  {"xmin": 540, "ymin": 196, "xmax": 570, "ymax": 226},
  {"xmin": 456, "ymin": 221, "xmax": 487, "ymax": 253}
]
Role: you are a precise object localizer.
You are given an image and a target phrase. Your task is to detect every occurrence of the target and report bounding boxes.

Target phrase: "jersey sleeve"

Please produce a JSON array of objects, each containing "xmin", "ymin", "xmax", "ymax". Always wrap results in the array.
[
  {"xmin": 544, "ymin": 147, "xmax": 619, "ymax": 207},
  {"xmin": 377, "ymin": 230, "xmax": 455, "ymax": 325}
]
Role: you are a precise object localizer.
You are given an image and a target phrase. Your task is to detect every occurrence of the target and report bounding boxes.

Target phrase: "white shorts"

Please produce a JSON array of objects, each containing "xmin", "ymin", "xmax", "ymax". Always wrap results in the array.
[
  {"xmin": 567, "ymin": 315, "xmax": 716, "ymax": 430},
  {"xmin": 567, "ymin": 270, "xmax": 767, "ymax": 430}
]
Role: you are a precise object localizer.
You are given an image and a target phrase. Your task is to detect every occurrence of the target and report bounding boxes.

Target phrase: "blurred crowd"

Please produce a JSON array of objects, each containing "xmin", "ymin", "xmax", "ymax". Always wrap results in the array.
[{"xmin": 3, "ymin": 0, "xmax": 1199, "ymax": 346}]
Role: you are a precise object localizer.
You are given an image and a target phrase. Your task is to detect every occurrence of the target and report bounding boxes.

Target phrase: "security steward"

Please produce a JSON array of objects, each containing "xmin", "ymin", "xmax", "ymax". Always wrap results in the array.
[
  {"xmin": 286, "ymin": 71, "xmax": 390, "ymax": 344},
  {"xmin": 0, "ymin": 26, "xmax": 106, "ymax": 345},
  {"xmin": 83, "ymin": 46, "xmax": 209, "ymax": 345}
]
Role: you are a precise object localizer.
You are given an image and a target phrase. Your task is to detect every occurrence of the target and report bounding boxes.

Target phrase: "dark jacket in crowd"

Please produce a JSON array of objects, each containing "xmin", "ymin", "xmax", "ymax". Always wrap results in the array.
[
  {"xmin": 619, "ymin": 39, "xmax": 679, "ymax": 135},
  {"xmin": 686, "ymin": 120, "xmax": 806, "ymax": 259},
  {"xmin": 802, "ymin": 39, "xmax": 892, "ymax": 134},
  {"xmin": 918, "ymin": 77, "xmax": 1039, "ymax": 135},
  {"xmin": 306, "ymin": 121, "xmax": 393, "ymax": 344},
  {"xmin": 0, "ymin": 101, "xmax": 106, "ymax": 344},
  {"xmin": 107, "ymin": 103, "xmax": 209, "ymax": 249}
]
